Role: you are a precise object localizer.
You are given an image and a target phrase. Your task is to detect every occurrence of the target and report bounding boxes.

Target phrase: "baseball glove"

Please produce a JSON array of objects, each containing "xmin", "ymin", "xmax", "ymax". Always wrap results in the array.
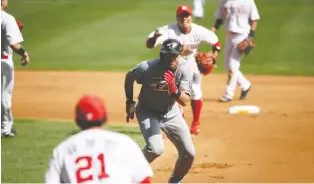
[
  {"xmin": 195, "ymin": 52, "xmax": 216, "ymax": 76},
  {"xmin": 237, "ymin": 37, "xmax": 256, "ymax": 55}
]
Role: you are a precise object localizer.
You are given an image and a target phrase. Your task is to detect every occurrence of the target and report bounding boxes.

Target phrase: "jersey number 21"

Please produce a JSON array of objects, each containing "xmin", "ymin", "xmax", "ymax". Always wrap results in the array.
[{"xmin": 75, "ymin": 153, "xmax": 109, "ymax": 183}]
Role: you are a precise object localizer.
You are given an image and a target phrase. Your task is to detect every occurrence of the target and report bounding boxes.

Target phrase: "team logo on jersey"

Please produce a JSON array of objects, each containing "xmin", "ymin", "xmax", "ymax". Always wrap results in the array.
[{"xmin": 150, "ymin": 80, "xmax": 168, "ymax": 92}]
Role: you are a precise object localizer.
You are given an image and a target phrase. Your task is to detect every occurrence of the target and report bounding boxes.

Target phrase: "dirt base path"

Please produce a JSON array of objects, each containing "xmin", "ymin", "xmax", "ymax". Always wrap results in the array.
[{"xmin": 12, "ymin": 71, "xmax": 314, "ymax": 182}]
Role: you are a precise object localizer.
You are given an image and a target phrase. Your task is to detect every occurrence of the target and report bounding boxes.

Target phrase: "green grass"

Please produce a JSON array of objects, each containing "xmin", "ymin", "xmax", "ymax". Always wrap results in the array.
[
  {"xmin": 6, "ymin": 0, "xmax": 314, "ymax": 75},
  {"xmin": 1, "ymin": 118, "xmax": 144, "ymax": 183}
]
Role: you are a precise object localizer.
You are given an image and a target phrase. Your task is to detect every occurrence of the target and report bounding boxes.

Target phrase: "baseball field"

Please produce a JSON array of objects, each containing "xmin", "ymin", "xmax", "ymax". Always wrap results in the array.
[{"xmin": 2, "ymin": 0, "xmax": 314, "ymax": 183}]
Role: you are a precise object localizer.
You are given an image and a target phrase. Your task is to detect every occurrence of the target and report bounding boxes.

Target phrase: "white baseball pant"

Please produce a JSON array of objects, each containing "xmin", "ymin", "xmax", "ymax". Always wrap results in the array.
[
  {"xmin": 1, "ymin": 59, "xmax": 14, "ymax": 135},
  {"xmin": 223, "ymin": 33, "xmax": 251, "ymax": 99}
]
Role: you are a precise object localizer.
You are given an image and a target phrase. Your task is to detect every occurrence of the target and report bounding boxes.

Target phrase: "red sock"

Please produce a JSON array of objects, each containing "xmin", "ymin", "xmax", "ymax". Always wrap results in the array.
[{"xmin": 191, "ymin": 99, "xmax": 202, "ymax": 123}]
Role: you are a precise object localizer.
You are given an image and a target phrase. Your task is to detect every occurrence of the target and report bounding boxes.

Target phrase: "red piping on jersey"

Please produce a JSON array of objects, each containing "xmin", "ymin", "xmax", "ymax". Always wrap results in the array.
[
  {"xmin": 213, "ymin": 41, "xmax": 221, "ymax": 48},
  {"xmin": 140, "ymin": 176, "xmax": 151, "ymax": 184}
]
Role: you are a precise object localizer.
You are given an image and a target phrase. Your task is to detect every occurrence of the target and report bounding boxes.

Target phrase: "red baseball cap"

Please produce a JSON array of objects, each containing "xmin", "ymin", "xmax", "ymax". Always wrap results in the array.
[
  {"xmin": 177, "ymin": 5, "xmax": 192, "ymax": 16},
  {"xmin": 75, "ymin": 95, "xmax": 108, "ymax": 123}
]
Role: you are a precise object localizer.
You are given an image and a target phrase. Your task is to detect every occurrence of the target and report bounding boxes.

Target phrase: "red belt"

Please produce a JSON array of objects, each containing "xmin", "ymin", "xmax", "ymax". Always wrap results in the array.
[{"xmin": 1, "ymin": 55, "xmax": 8, "ymax": 59}]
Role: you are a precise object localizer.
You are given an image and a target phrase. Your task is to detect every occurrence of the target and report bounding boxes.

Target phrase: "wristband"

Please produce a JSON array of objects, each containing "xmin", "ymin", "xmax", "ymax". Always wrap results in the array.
[
  {"xmin": 16, "ymin": 46, "xmax": 26, "ymax": 56},
  {"xmin": 214, "ymin": 19, "xmax": 223, "ymax": 30},
  {"xmin": 170, "ymin": 89, "xmax": 181, "ymax": 99},
  {"xmin": 249, "ymin": 30, "xmax": 255, "ymax": 37}
]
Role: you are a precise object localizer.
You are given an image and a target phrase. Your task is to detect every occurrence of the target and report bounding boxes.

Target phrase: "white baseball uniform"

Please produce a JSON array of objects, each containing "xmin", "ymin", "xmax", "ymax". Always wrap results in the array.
[
  {"xmin": 215, "ymin": 0, "xmax": 260, "ymax": 99},
  {"xmin": 148, "ymin": 23, "xmax": 219, "ymax": 100},
  {"xmin": 1, "ymin": 10, "xmax": 24, "ymax": 135},
  {"xmin": 45, "ymin": 129, "xmax": 153, "ymax": 184}
]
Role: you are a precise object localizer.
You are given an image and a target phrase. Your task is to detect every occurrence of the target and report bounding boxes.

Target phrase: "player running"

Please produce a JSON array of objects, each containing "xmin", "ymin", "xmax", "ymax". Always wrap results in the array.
[{"xmin": 125, "ymin": 39, "xmax": 195, "ymax": 183}]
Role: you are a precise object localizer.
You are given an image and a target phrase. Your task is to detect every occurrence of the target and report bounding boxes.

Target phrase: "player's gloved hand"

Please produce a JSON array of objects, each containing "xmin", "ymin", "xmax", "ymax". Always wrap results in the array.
[
  {"xmin": 164, "ymin": 70, "xmax": 181, "ymax": 98},
  {"xmin": 21, "ymin": 51, "xmax": 30, "ymax": 67},
  {"xmin": 153, "ymin": 28, "xmax": 162, "ymax": 38},
  {"xmin": 195, "ymin": 52, "xmax": 216, "ymax": 76},
  {"xmin": 126, "ymin": 99, "xmax": 136, "ymax": 123},
  {"xmin": 146, "ymin": 29, "xmax": 162, "ymax": 48}
]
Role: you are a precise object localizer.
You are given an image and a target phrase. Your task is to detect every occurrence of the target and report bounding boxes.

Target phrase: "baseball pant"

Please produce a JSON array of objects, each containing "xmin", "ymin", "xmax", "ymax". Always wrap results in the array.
[
  {"xmin": 136, "ymin": 104, "xmax": 195, "ymax": 183},
  {"xmin": 223, "ymin": 33, "xmax": 251, "ymax": 99},
  {"xmin": 1, "ymin": 60, "xmax": 14, "ymax": 135},
  {"xmin": 193, "ymin": 0, "xmax": 205, "ymax": 18}
]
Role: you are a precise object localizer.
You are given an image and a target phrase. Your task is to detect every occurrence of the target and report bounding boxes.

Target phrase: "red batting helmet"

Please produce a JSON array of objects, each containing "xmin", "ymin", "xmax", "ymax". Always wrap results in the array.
[{"xmin": 75, "ymin": 95, "xmax": 108, "ymax": 129}]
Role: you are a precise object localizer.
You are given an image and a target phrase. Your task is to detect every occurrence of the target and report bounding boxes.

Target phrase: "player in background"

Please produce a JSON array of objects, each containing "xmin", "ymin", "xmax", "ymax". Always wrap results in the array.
[
  {"xmin": 193, "ymin": 0, "xmax": 205, "ymax": 19},
  {"xmin": 211, "ymin": 0, "xmax": 260, "ymax": 102},
  {"xmin": 45, "ymin": 95, "xmax": 153, "ymax": 184},
  {"xmin": 1, "ymin": 0, "xmax": 30, "ymax": 138},
  {"xmin": 125, "ymin": 39, "xmax": 195, "ymax": 183},
  {"xmin": 145, "ymin": 5, "xmax": 221, "ymax": 135}
]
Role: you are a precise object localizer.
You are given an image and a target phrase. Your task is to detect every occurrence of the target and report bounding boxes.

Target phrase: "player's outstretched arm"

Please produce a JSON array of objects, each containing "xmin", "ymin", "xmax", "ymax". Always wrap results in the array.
[
  {"xmin": 211, "ymin": 18, "xmax": 223, "ymax": 33},
  {"xmin": 212, "ymin": 0, "xmax": 226, "ymax": 32},
  {"xmin": 146, "ymin": 30, "xmax": 161, "ymax": 48}
]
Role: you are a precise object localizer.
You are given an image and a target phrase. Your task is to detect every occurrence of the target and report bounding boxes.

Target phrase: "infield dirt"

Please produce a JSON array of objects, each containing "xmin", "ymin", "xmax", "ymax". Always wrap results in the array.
[{"xmin": 12, "ymin": 71, "xmax": 314, "ymax": 182}]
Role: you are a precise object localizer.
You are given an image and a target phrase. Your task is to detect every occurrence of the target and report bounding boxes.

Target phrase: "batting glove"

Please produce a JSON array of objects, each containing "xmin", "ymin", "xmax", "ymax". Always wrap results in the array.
[
  {"xmin": 164, "ymin": 71, "xmax": 181, "ymax": 98},
  {"xmin": 126, "ymin": 99, "xmax": 136, "ymax": 123}
]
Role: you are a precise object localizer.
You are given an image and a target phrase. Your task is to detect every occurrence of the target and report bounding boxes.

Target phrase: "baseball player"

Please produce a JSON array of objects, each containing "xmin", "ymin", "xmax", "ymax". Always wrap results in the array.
[
  {"xmin": 145, "ymin": 5, "xmax": 221, "ymax": 135},
  {"xmin": 1, "ymin": 0, "xmax": 30, "ymax": 138},
  {"xmin": 45, "ymin": 95, "xmax": 153, "ymax": 184},
  {"xmin": 125, "ymin": 38, "xmax": 195, "ymax": 183},
  {"xmin": 193, "ymin": 0, "xmax": 205, "ymax": 19},
  {"xmin": 211, "ymin": 0, "xmax": 260, "ymax": 102}
]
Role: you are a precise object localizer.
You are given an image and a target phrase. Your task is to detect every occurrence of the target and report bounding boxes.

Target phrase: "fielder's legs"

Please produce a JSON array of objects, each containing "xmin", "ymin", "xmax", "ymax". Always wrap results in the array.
[
  {"xmin": 190, "ymin": 66, "xmax": 203, "ymax": 135},
  {"xmin": 163, "ymin": 112, "xmax": 195, "ymax": 183},
  {"xmin": 136, "ymin": 106, "xmax": 164, "ymax": 163},
  {"xmin": 1, "ymin": 61, "xmax": 15, "ymax": 137},
  {"xmin": 220, "ymin": 34, "xmax": 251, "ymax": 102},
  {"xmin": 192, "ymin": 0, "xmax": 205, "ymax": 19}
]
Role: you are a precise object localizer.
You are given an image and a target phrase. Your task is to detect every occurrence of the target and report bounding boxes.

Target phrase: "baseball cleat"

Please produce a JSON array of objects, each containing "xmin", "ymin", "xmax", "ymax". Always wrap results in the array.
[
  {"xmin": 169, "ymin": 175, "xmax": 183, "ymax": 183},
  {"xmin": 1, "ymin": 128, "xmax": 17, "ymax": 138},
  {"xmin": 219, "ymin": 96, "xmax": 232, "ymax": 102},
  {"xmin": 240, "ymin": 86, "xmax": 251, "ymax": 100},
  {"xmin": 190, "ymin": 122, "xmax": 200, "ymax": 135}
]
